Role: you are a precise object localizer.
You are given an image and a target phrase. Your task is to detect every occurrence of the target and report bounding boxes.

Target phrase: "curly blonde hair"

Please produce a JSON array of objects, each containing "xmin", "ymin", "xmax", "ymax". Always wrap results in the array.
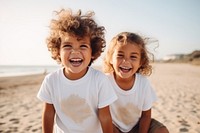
[
  {"xmin": 46, "ymin": 9, "xmax": 106, "ymax": 65},
  {"xmin": 103, "ymin": 32, "xmax": 155, "ymax": 76}
]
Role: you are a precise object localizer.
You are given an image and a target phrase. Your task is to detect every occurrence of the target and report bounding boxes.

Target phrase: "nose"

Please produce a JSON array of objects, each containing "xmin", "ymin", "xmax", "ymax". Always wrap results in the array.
[
  {"xmin": 122, "ymin": 58, "xmax": 129, "ymax": 62},
  {"xmin": 71, "ymin": 48, "xmax": 80, "ymax": 53},
  {"xmin": 70, "ymin": 49, "xmax": 81, "ymax": 57},
  {"xmin": 122, "ymin": 58, "xmax": 131, "ymax": 65}
]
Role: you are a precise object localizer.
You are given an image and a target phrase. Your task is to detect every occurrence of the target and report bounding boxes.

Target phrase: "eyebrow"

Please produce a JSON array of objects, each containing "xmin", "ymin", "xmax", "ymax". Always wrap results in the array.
[
  {"xmin": 131, "ymin": 52, "xmax": 140, "ymax": 55},
  {"xmin": 61, "ymin": 41, "xmax": 71, "ymax": 45},
  {"xmin": 117, "ymin": 51, "xmax": 140, "ymax": 55}
]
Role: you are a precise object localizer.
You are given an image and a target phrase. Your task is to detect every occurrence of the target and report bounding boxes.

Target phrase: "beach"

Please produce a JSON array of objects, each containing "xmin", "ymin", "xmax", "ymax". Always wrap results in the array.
[
  {"xmin": 0, "ymin": 63, "xmax": 200, "ymax": 133},
  {"xmin": 0, "ymin": 74, "xmax": 45, "ymax": 132},
  {"xmin": 149, "ymin": 63, "xmax": 200, "ymax": 133}
]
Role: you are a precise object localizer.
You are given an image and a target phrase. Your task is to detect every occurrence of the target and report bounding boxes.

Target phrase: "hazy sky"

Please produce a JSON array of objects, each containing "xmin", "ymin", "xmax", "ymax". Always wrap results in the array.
[{"xmin": 0, "ymin": 0, "xmax": 200, "ymax": 65}]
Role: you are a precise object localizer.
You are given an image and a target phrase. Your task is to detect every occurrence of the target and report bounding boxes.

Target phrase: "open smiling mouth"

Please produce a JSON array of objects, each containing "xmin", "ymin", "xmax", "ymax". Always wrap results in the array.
[
  {"xmin": 69, "ymin": 58, "xmax": 83, "ymax": 66},
  {"xmin": 119, "ymin": 66, "xmax": 132, "ymax": 72}
]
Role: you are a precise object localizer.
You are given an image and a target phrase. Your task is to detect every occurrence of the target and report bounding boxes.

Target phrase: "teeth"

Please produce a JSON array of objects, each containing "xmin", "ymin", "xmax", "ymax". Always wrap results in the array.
[
  {"xmin": 70, "ymin": 58, "xmax": 82, "ymax": 61},
  {"xmin": 120, "ymin": 66, "xmax": 131, "ymax": 70}
]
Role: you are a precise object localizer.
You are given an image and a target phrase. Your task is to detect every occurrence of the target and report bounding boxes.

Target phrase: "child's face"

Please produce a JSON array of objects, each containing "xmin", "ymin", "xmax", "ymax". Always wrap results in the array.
[
  {"xmin": 111, "ymin": 43, "xmax": 141, "ymax": 79},
  {"xmin": 59, "ymin": 33, "xmax": 92, "ymax": 79}
]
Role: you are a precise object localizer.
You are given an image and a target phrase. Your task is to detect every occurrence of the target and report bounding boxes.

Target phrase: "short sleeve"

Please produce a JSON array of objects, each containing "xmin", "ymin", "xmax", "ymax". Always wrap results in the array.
[
  {"xmin": 37, "ymin": 76, "xmax": 53, "ymax": 104},
  {"xmin": 142, "ymin": 80, "xmax": 157, "ymax": 111},
  {"xmin": 97, "ymin": 74, "xmax": 118, "ymax": 108}
]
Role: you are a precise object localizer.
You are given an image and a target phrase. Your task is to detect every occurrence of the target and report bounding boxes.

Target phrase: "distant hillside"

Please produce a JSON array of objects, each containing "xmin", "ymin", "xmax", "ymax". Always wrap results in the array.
[{"xmin": 160, "ymin": 50, "xmax": 200, "ymax": 65}]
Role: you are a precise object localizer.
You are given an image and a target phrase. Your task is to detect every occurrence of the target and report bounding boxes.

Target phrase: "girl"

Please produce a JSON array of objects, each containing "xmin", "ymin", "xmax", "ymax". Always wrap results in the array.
[{"xmin": 103, "ymin": 32, "xmax": 169, "ymax": 133}]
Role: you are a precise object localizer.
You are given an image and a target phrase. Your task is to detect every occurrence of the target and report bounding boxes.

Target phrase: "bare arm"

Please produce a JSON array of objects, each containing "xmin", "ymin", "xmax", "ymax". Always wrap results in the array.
[
  {"xmin": 42, "ymin": 103, "xmax": 55, "ymax": 133},
  {"xmin": 138, "ymin": 109, "xmax": 151, "ymax": 133},
  {"xmin": 98, "ymin": 106, "xmax": 114, "ymax": 133}
]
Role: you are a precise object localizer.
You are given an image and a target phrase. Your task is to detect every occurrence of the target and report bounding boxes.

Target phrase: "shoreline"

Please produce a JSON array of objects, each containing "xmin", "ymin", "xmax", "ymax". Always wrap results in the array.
[{"xmin": 0, "ymin": 65, "xmax": 59, "ymax": 78}]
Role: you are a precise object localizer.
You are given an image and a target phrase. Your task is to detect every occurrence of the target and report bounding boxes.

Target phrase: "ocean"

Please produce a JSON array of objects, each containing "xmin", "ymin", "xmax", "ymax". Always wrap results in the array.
[{"xmin": 0, "ymin": 65, "xmax": 60, "ymax": 77}]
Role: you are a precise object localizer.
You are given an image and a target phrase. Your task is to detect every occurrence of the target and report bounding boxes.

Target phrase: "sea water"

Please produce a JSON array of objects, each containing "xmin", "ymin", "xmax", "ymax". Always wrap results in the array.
[{"xmin": 0, "ymin": 65, "xmax": 60, "ymax": 77}]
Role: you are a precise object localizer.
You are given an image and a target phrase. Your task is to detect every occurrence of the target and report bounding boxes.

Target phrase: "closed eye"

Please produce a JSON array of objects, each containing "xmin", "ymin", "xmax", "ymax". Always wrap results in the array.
[
  {"xmin": 61, "ymin": 44, "xmax": 72, "ymax": 51},
  {"xmin": 117, "ymin": 54, "xmax": 124, "ymax": 58},
  {"xmin": 131, "ymin": 56, "xmax": 137, "ymax": 59},
  {"xmin": 80, "ymin": 44, "xmax": 90, "ymax": 49},
  {"xmin": 130, "ymin": 55, "xmax": 140, "ymax": 61},
  {"xmin": 63, "ymin": 44, "xmax": 71, "ymax": 48}
]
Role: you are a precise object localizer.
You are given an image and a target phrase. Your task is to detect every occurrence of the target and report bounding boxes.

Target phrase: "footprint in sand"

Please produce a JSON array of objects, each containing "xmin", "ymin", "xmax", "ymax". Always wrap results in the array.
[
  {"xmin": 179, "ymin": 127, "xmax": 189, "ymax": 132},
  {"xmin": 0, "ymin": 122, "xmax": 5, "ymax": 125},
  {"xmin": 25, "ymin": 126, "xmax": 32, "ymax": 131},
  {"xmin": 179, "ymin": 119, "xmax": 191, "ymax": 127},
  {"xmin": 178, "ymin": 119, "xmax": 191, "ymax": 132},
  {"xmin": 9, "ymin": 118, "xmax": 19, "ymax": 124}
]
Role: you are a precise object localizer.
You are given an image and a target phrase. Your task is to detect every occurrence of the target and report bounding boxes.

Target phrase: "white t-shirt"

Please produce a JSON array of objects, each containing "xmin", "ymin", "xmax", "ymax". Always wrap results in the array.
[
  {"xmin": 37, "ymin": 67, "xmax": 117, "ymax": 133},
  {"xmin": 107, "ymin": 73, "xmax": 157, "ymax": 132}
]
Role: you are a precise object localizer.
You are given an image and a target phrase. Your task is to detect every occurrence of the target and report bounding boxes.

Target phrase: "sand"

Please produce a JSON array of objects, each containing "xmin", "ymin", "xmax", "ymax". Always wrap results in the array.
[
  {"xmin": 0, "ymin": 74, "xmax": 45, "ymax": 132},
  {"xmin": 149, "ymin": 63, "xmax": 200, "ymax": 133},
  {"xmin": 0, "ymin": 63, "xmax": 200, "ymax": 133}
]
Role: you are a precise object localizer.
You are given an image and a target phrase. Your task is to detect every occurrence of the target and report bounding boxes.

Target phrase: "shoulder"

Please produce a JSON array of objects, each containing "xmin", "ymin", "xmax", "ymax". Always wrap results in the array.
[
  {"xmin": 89, "ymin": 67, "xmax": 113, "ymax": 86},
  {"xmin": 136, "ymin": 73, "xmax": 149, "ymax": 81},
  {"xmin": 89, "ymin": 67, "xmax": 107, "ymax": 79},
  {"xmin": 136, "ymin": 73, "xmax": 151, "ymax": 86},
  {"xmin": 44, "ymin": 67, "xmax": 62, "ymax": 81}
]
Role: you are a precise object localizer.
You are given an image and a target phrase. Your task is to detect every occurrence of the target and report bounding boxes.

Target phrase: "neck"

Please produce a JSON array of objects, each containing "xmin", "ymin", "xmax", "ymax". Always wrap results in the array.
[
  {"xmin": 114, "ymin": 73, "xmax": 135, "ymax": 91},
  {"xmin": 63, "ymin": 67, "xmax": 89, "ymax": 80}
]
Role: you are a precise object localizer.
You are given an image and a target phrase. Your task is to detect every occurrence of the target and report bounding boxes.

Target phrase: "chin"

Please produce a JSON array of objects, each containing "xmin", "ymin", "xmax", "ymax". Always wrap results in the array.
[{"xmin": 119, "ymin": 73, "xmax": 132, "ymax": 79}]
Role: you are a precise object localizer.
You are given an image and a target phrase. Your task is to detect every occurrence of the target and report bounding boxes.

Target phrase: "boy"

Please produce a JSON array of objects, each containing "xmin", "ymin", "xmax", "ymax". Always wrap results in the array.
[{"xmin": 37, "ymin": 9, "xmax": 117, "ymax": 133}]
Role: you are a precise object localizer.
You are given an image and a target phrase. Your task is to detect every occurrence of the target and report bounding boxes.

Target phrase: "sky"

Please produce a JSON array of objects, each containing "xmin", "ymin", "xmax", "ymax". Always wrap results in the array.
[{"xmin": 0, "ymin": 0, "xmax": 200, "ymax": 66}]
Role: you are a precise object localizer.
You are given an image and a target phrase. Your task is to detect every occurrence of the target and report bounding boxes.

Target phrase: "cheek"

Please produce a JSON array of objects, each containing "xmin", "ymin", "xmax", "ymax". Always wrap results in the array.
[
  {"xmin": 111, "ymin": 58, "xmax": 120, "ymax": 68},
  {"xmin": 83, "ymin": 52, "xmax": 92, "ymax": 61},
  {"xmin": 110, "ymin": 52, "xmax": 117, "ymax": 64},
  {"xmin": 83, "ymin": 49, "xmax": 92, "ymax": 55},
  {"xmin": 110, "ymin": 55, "xmax": 118, "ymax": 65},
  {"xmin": 60, "ymin": 51, "xmax": 69, "ymax": 60}
]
